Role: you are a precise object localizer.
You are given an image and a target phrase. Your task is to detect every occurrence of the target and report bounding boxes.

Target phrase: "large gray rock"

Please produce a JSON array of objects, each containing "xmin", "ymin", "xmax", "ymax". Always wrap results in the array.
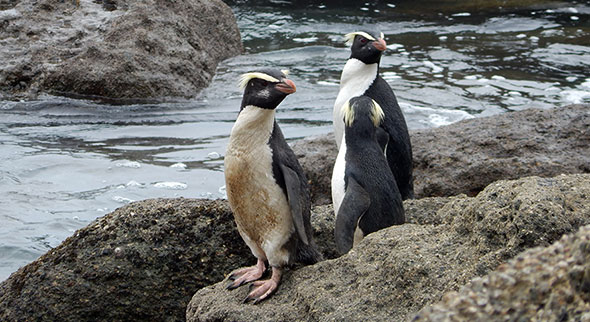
[
  {"xmin": 0, "ymin": 199, "xmax": 251, "ymax": 322},
  {"xmin": 415, "ymin": 225, "xmax": 590, "ymax": 321},
  {"xmin": 186, "ymin": 174, "xmax": 590, "ymax": 321},
  {"xmin": 294, "ymin": 104, "xmax": 590, "ymax": 205},
  {"xmin": 0, "ymin": 0, "xmax": 242, "ymax": 101}
]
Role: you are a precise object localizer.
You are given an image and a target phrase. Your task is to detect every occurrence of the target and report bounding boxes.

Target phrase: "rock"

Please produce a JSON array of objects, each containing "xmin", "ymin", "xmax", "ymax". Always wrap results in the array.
[
  {"xmin": 0, "ymin": 197, "xmax": 339, "ymax": 322},
  {"xmin": 296, "ymin": 104, "xmax": 590, "ymax": 204},
  {"xmin": 186, "ymin": 174, "xmax": 590, "ymax": 321},
  {"xmin": 0, "ymin": 0, "xmax": 242, "ymax": 101},
  {"xmin": 414, "ymin": 225, "xmax": 590, "ymax": 321},
  {"xmin": 411, "ymin": 104, "xmax": 590, "ymax": 198},
  {"xmin": 0, "ymin": 199, "xmax": 251, "ymax": 322},
  {"xmin": 292, "ymin": 133, "xmax": 337, "ymax": 206}
]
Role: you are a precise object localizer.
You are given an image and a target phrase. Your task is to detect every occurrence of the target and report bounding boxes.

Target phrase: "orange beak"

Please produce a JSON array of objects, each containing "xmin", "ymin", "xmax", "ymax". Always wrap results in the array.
[
  {"xmin": 276, "ymin": 78, "xmax": 296, "ymax": 94},
  {"xmin": 373, "ymin": 38, "xmax": 387, "ymax": 51}
]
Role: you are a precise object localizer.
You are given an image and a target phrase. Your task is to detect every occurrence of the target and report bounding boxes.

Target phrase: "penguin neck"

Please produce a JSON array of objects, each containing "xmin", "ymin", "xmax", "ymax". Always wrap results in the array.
[
  {"xmin": 229, "ymin": 105, "xmax": 276, "ymax": 149},
  {"xmin": 340, "ymin": 58, "xmax": 379, "ymax": 87},
  {"xmin": 345, "ymin": 125, "xmax": 376, "ymax": 149},
  {"xmin": 333, "ymin": 59, "xmax": 379, "ymax": 149}
]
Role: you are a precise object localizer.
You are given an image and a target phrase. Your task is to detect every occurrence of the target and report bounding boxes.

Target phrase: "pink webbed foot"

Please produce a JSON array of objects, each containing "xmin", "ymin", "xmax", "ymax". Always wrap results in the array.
[
  {"xmin": 244, "ymin": 267, "xmax": 282, "ymax": 304},
  {"xmin": 227, "ymin": 258, "xmax": 266, "ymax": 290}
]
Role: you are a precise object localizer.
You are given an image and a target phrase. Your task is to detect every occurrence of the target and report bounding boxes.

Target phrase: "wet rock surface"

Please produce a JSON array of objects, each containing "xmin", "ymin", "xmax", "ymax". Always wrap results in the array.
[
  {"xmin": 0, "ymin": 0, "xmax": 242, "ymax": 101},
  {"xmin": 295, "ymin": 104, "xmax": 590, "ymax": 205},
  {"xmin": 0, "ymin": 199, "xmax": 250, "ymax": 322},
  {"xmin": 186, "ymin": 174, "xmax": 590, "ymax": 321}
]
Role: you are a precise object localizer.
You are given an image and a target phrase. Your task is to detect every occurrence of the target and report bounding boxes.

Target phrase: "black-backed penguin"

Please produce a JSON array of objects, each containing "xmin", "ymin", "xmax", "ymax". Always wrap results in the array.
[
  {"xmin": 332, "ymin": 96, "xmax": 405, "ymax": 254},
  {"xmin": 333, "ymin": 30, "xmax": 415, "ymax": 200},
  {"xmin": 224, "ymin": 69, "xmax": 322, "ymax": 303}
]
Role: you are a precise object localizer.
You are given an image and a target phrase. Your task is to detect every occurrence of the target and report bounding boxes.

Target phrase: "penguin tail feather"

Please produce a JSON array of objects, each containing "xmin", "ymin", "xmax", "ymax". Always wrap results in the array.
[{"xmin": 296, "ymin": 241, "xmax": 324, "ymax": 265}]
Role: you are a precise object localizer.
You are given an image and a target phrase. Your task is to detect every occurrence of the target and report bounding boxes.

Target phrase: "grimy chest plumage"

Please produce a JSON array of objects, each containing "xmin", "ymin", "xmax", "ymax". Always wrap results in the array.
[{"xmin": 224, "ymin": 106, "xmax": 294, "ymax": 261}]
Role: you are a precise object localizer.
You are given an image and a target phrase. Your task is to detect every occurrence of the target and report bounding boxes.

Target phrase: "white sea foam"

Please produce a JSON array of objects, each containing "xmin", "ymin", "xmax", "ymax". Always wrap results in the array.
[
  {"xmin": 170, "ymin": 162, "xmax": 187, "ymax": 169},
  {"xmin": 317, "ymin": 80, "xmax": 339, "ymax": 86},
  {"xmin": 400, "ymin": 102, "xmax": 474, "ymax": 128},
  {"xmin": 423, "ymin": 61, "xmax": 443, "ymax": 73},
  {"xmin": 207, "ymin": 152, "xmax": 220, "ymax": 159},
  {"xmin": 113, "ymin": 196, "xmax": 134, "ymax": 203},
  {"xmin": 126, "ymin": 180, "xmax": 142, "ymax": 187},
  {"xmin": 293, "ymin": 37, "xmax": 318, "ymax": 43},
  {"xmin": 153, "ymin": 182, "xmax": 188, "ymax": 190},
  {"xmin": 516, "ymin": 33, "xmax": 527, "ymax": 39},
  {"xmin": 561, "ymin": 90, "xmax": 590, "ymax": 104},
  {"xmin": 452, "ymin": 12, "xmax": 471, "ymax": 17},
  {"xmin": 382, "ymin": 71, "xmax": 401, "ymax": 80},
  {"xmin": 115, "ymin": 161, "xmax": 141, "ymax": 168},
  {"xmin": 491, "ymin": 75, "xmax": 506, "ymax": 81},
  {"xmin": 386, "ymin": 43, "xmax": 404, "ymax": 50}
]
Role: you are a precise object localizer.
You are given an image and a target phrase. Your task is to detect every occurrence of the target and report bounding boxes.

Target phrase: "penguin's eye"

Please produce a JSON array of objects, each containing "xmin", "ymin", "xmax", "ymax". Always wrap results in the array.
[{"xmin": 360, "ymin": 37, "xmax": 368, "ymax": 44}]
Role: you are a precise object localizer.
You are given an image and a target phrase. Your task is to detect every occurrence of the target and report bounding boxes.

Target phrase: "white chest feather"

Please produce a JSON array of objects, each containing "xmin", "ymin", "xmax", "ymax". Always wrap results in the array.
[
  {"xmin": 224, "ymin": 105, "xmax": 294, "ymax": 266},
  {"xmin": 333, "ymin": 59, "xmax": 378, "ymax": 149},
  {"xmin": 331, "ymin": 132, "xmax": 347, "ymax": 216}
]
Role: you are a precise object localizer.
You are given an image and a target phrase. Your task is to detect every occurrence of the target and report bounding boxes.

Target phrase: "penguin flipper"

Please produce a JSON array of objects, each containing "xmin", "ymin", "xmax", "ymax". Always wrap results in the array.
[
  {"xmin": 279, "ymin": 163, "xmax": 310, "ymax": 245},
  {"xmin": 335, "ymin": 177, "xmax": 371, "ymax": 254},
  {"xmin": 375, "ymin": 126, "xmax": 389, "ymax": 154}
]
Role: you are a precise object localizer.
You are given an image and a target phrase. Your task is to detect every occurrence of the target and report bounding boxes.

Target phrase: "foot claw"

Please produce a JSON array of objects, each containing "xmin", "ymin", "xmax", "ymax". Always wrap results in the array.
[
  {"xmin": 225, "ymin": 260, "xmax": 266, "ymax": 291},
  {"xmin": 244, "ymin": 278, "xmax": 279, "ymax": 304}
]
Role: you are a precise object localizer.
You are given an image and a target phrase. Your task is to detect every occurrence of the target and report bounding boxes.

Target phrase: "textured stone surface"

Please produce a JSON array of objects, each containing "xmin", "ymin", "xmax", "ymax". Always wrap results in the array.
[
  {"xmin": 186, "ymin": 174, "xmax": 590, "ymax": 321},
  {"xmin": 415, "ymin": 225, "xmax": 590, "ymax": 321},
  {"xmin": 0, "ymin": 199, "xmax": 250, "ymax": 322},
  {"xmin": 295, "ymin": 104, "xmax": 590, "ymax": 204},
  {"xmin": 0, "ymin": 0, "xmax": 242, "ymax": 101}
]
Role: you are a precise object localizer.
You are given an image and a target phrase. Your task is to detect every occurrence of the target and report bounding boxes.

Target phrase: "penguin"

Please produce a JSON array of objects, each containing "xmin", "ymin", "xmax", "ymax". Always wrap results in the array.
[
  {"xmin": 224, "ymin": 69, "xmax": 322, "ymax": 303},
  {"xmin": 333, "ymin": 30, "xmax": 415, "ymax": 200},
  {"xmin": 332, "ymin": 95, "xmax": 405, "ymax": 254}
]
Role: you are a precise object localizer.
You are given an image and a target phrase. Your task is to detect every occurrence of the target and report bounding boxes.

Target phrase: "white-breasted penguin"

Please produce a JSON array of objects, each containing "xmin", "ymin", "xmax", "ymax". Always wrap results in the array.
[
  {"xmin": 224, "ymin": 69, "xmax": 322, "ymax": 303},
  {"xmin": 332, "ymin": 95, "xmax": 405, "ymax": 254},
  {"xmin": 333, "ymin": 30, "xmax": 414, "ymax": 200}
]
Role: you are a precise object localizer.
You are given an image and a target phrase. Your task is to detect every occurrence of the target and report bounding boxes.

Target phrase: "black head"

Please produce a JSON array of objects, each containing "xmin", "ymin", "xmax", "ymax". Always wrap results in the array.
[
  {"xmin": 342, "ymin": 96, "xmax": 384, "ymax": 137},
  {"xmin": 239, "ymin": 69, "xmax": 296, "ymax": 110},
  {"xmin": 345, "ymin": 30, "xmax": 386, "ymax": 65}
]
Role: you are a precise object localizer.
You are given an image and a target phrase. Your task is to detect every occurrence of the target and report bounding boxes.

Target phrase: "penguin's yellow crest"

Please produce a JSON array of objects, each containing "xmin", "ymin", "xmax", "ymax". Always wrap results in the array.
[
  {"xmin": 239, "ymin": 72, "xmax": 280, "ymax": 90},
  {"xmin": 342, "ymin": 98, "xmax": 384, "ymax": 127},
  {"xmin": 344, "ymin": 31, "xmax": 385, "ymax": 45}
]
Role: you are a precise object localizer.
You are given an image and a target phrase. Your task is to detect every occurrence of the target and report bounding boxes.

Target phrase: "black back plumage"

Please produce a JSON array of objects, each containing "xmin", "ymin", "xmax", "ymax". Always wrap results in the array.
[
  {"xmin": 269, "ymin": 121, "xmax": 322, "ymax": 264},
  {"xmin": 335, "ymin": 96, "xmax": 405, "ymax": 254},
  {"xmin": 364, "ymin": 75, "xmax": 414, "ymax": 200}
]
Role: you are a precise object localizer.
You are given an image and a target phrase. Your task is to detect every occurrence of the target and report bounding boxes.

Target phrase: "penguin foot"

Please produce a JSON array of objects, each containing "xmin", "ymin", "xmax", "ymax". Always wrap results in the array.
[
  {"xmin": 226, "ymin": 258, "xmax": 266, "ymax": 290},
  {"xmin": 244, "ymin": 267, "xmax": 282, "ymax": 304}
]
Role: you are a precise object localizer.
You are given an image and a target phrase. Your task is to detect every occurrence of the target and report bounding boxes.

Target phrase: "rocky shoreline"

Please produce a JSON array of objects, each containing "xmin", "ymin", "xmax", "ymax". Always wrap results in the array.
[
  {"xmin": 1, "ymin": 104, "xmax": 589, "ymax": 321},
  {"xmin": 0, "ymin": 0, "xmax": 242, "ymax": 101}
]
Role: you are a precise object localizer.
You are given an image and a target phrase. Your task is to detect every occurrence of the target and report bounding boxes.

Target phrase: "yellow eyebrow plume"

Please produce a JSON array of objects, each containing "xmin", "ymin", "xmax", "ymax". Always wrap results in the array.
[
  {"xmin": 238, "ymin": 72, "xmax": 280, "ymax": 90},
  {"xmin": 370, "ymin": 99, "xmax": 384, "ymax": 126},
  {"xmin": 344, "ymin": 31, "xmax": 377, "ymax": 45},
  {"xmin": 342, "ymin": 98, "xmax": 384, "ymax": 127}
]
